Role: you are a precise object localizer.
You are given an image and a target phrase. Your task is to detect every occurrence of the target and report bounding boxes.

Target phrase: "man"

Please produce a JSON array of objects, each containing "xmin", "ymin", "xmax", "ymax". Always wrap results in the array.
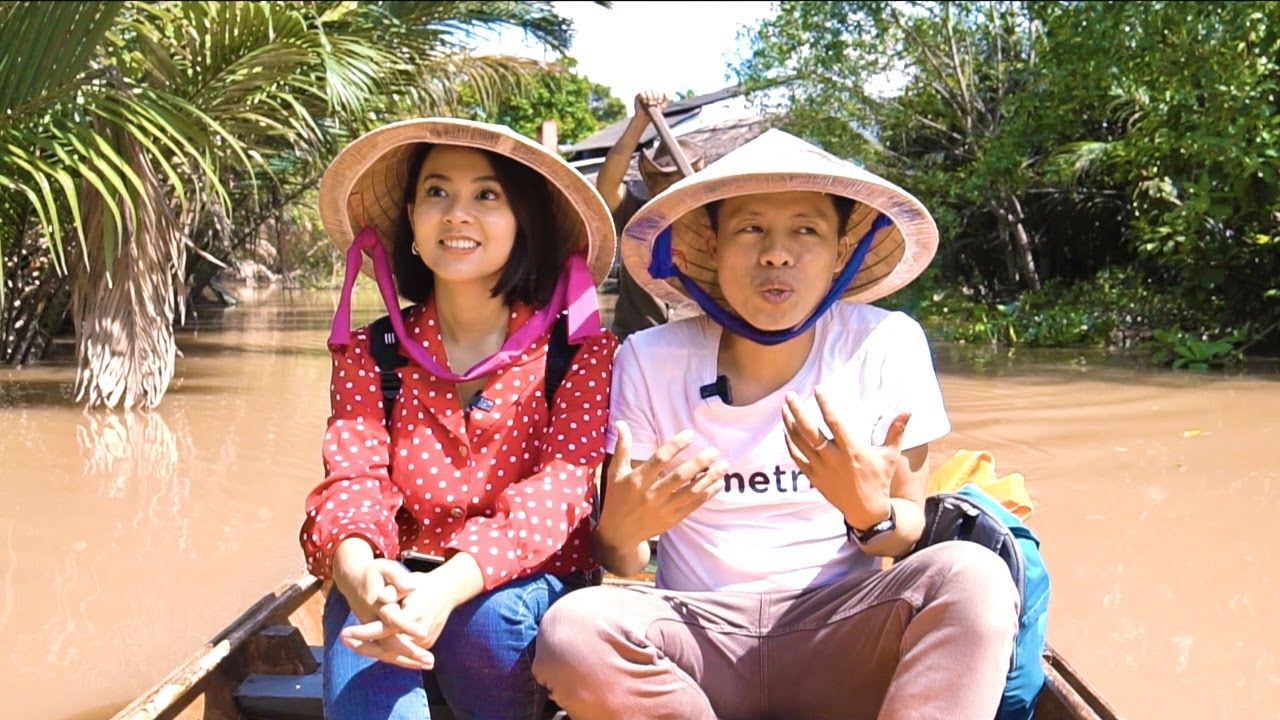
[
  {"xmin": 596, "ymin": 91, "xmax": 706, "ymax": 341},
  {"xmin": 534, "ymin": 129, "xmax": 1020, "ymax": 719}
]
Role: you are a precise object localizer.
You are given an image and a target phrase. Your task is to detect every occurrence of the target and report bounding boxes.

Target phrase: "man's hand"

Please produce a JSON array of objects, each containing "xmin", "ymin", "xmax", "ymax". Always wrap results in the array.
[
  {"xmin": 633, "ymin": 90, "xmax": 669, "ymax": 121},
  {"xmin": 597, "ymin": 422, "xmax": 727, "ymax": 554},
  {"xmin": 599, "ymin": 90, "xmax": 671, "ymax": 211},
  {"xmin": 781, "ymin": 388, "xmax": 911, "ymax": 530}
]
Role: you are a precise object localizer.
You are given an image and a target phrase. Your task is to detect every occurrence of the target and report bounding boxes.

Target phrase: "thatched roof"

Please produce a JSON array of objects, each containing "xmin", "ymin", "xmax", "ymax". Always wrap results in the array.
[{"xmin": 662, "ymin": 115, "xmax": 776, "ymax": 166}]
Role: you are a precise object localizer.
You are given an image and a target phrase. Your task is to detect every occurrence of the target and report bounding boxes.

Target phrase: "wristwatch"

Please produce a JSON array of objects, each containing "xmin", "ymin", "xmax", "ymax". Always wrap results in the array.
[{"xmin": 847, "ymin": 506, "xmax": 897, "ymax": 545}]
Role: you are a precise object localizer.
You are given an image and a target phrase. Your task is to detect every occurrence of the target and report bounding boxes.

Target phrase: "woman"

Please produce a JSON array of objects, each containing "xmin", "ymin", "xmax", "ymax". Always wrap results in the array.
[{"xmin": 301, "ymin": 118, "xmax": 618, "ymax": 720}]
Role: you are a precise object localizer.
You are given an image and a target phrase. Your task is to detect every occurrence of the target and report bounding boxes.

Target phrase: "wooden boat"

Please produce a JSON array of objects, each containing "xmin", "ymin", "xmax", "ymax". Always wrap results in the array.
[{"xmin": 110, "ymin": 568, "xmax": 1124, "ymax": 720}]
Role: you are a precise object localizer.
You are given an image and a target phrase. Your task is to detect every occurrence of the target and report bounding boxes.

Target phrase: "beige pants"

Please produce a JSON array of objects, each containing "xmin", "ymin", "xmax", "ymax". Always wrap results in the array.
[{"xmin": 533, "ymin": 542, "xmax": 1019, "ymax": 720}]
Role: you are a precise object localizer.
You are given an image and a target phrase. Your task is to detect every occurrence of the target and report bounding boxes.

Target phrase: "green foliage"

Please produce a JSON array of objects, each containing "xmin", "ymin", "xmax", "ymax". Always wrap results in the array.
[
  {"xmin": 0, "ymin": 1, "xmax": 585, "ymax": 300},
  {"xmin": 883, "ymin": 266, "xmax": 1212, "ymax": 350},
  {"xmin": 458, "ymin": 56, "xmax": 624, "ymax": 145},
  {"xmin": 0, "ymin": 1, "xmax": 192, "ymax": 279},
  {"xmin": 738, "ymin": 1, "xmax": 1072, "ymax": 294},
  {"xmin": 888, "ymin": 278, "xmax": 1115, "ymax": 348},
  {"xmin": 1149, "ymin": 325, "xmax": 1250, "ymax": 370},
  {"xmin": 740, "ymin": 1, "xmax": 1280, "ymax": 355},
  {"xmin": 1036, "ymin": 2, "xmax": 1280, "ymax": 326},
  {"xmin": 0, "ymin": 0, "xmax": 599, "ymax": 401}
]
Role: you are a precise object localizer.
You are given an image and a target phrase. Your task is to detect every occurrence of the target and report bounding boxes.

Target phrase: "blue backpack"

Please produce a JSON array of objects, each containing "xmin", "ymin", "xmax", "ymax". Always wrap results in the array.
[{"xmin": 902, "ymin": 484, "xmax": 1051, "ymax": 720}]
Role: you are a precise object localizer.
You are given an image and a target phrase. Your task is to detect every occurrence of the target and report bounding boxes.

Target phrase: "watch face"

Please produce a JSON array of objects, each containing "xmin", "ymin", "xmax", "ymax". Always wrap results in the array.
[
  {"xmin": 862, "ymin": 519, "xmax": 890, "ymax": 537},
  {"xmin": 853, "ymin": 509, "xmax": 896, "ymax": 544}
]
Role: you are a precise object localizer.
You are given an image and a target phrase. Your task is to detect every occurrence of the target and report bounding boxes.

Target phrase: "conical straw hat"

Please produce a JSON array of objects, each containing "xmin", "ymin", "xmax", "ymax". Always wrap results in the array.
[
  {"xmin": 319, "ymin": 117, "xmax": 615, "ymax": 285},
  {"xmin": 620, "ymin": 128, "xmax": 938, "ymax": 310}
]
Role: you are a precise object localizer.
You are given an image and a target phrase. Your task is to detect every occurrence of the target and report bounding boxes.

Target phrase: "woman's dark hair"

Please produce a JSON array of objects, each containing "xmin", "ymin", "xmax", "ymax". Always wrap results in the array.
[
  {"xmin": 704, "ymin": 194, "xmax": 856, "ymax": 238},
  {"xmin": 391, "ymin": 144, "xmax": 567, "ymax": 307}
]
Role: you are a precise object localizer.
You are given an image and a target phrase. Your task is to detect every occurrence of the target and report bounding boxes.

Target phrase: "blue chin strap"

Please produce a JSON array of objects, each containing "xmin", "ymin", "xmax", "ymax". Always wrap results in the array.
[{"xmin": 648, "ymin": 213, "xmax": 893, "ymax": 345}]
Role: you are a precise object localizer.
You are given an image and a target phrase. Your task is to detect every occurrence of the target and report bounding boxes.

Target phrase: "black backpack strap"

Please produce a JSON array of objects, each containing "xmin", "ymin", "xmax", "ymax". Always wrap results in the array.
[
  {"xmin": 373, "ymin": 310, "xmax": 579, "ymax": 424},
  {"xmin": 543, "ymin": 313, "xmax": 602, "ymax": 586},
  {"xmin": 543, "ymin": 313, "xmax": 580, "ymax": 410},
  {"xmin": 368, "ymin": 311, "xmax": 410, "ymax": 428}
]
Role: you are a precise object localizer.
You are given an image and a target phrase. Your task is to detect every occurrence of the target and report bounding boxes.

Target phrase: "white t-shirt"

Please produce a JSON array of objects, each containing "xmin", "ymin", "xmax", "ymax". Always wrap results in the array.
[{"xmin": 607, "ymin": 303, "xmax": 951, "ymax": 593}]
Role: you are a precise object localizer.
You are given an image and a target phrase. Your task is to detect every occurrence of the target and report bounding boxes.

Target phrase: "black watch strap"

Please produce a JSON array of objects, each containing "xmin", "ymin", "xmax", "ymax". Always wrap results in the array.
[{"xmin": 847, "ymin": 505, "xmax": 897, "ymax": 545}]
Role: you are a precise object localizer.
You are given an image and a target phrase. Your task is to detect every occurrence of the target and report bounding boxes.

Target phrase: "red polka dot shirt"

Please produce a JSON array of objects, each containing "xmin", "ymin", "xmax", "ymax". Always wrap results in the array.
[{"xmin": 301, "ymin": 299, "xmax": 618, "ymax": 590}]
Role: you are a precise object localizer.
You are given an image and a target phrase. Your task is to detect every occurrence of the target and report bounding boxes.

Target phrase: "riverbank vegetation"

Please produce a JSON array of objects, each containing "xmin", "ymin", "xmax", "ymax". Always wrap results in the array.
[
  {"xmin": 0, "ymin": 0, "xmax": 618, "ymax": 408},
  {"xmin": 3, "ymin": 1, "xmax": 1277, "ymax": 412},
  {"xmin": 738, "ymin": 1, "xmax": 1279, "ymax": 368}
]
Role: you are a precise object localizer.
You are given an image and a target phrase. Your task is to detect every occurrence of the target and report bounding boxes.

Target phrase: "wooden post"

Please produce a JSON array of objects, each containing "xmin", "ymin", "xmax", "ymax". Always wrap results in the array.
[
  {"xmin": 243, "ymin": 624, "xmax": 320, "ymax": 675},
  {"xmin": 643, "ymin": 105, "xmax": 695, "ymax": 178},
  {"xmin": 537, "ymin": 119, "xmax": 558, "ymax": 150}
]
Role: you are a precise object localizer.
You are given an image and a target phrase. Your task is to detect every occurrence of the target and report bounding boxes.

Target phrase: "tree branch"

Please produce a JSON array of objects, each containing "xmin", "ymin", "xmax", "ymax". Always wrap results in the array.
[
  {"xmin": 908, "ymin": 109, "xmax": 969, "ymax": 144},
  {"xmin": 1244, "ymin": 318, "xmax": 1280, "ymax": 351},
  {"xmin": 943, "ymin": 2, "xmax": 974, "ymax": 118},
  {"xmin": 888, "ymin": 10, "xmax": 971, "ymax": 123},
  {"xmin": 228, "ymin": 171, "xmax": 323, "ymax": 250},
  {"xmin": 992, "ymin": 2, "xmax": 1006, "ymax": 108}
]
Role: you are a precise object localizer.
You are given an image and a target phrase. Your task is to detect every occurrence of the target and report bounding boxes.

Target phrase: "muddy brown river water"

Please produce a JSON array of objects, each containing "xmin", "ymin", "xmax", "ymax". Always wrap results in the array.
[{"xmin": 1, "ymin": 286, "xmax": 1277, "ymax": 719}]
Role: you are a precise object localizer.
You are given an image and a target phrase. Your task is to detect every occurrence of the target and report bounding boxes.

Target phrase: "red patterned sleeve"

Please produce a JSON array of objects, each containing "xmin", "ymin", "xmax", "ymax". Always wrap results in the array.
[
  {"xmin": 299, "ymin": 329, "xmax": 405, "ymax": 580},
  {"xmin": 445, "ymin": 331, "xmax": 618, "ymax": 589}
]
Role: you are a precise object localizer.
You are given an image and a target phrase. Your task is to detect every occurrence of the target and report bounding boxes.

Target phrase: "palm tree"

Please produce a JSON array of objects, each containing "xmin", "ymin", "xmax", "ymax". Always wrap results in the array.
[{"xmin": 0, "ymin": 0, "xmax": 587, "ymax": 409}]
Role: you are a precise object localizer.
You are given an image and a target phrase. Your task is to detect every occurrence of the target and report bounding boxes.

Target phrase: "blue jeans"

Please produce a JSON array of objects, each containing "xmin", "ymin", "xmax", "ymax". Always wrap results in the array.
[{"xmin": 322, "ymin": 570, "xmax": 573, "ymax": 720}]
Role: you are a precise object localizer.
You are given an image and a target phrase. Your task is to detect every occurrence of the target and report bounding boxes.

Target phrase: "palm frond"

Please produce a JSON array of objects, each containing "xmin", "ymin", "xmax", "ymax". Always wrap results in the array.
[
  {"xmin": 401, "ymin": 53, "xmax": 547, "ymax": 117},
  {"xmin": 373, "ymin": 1, "xmax": 576, "ymax": 54},
  {"xmin": 0, "ymin": 116, "xmax": 146, "ymax": 275},
  {"xmin": 319, "ymin": 34, "xmax": 401, "ymax": 118},
  {"xmin": 1044, "ymin": 140, "xmax": 1113, "ymax": 185},
  {"xmin": 0, "ymin": 1, "xmax": 121, "ymax": 117},
  {"xmin": 2, "ymin": 0, "xmax": 592, "ymax": 394}
]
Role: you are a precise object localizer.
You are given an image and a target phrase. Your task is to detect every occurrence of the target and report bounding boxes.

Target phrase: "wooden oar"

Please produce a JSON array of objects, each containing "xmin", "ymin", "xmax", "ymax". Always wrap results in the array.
[{"xmin": 643, "ymin": 103, "xmax": 696, "ymax": 178}]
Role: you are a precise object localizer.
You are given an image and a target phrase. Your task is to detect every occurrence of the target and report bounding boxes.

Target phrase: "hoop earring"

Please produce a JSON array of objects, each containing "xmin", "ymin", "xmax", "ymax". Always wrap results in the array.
[{"xmin": 411, "ymin": 243, "xmax": 420, "ymax": 257}]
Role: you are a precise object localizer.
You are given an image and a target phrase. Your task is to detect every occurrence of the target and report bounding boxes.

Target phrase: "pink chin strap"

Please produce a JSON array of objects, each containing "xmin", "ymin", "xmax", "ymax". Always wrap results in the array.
[{"xmin": 327, "ymin": 225, "xmax": 602, "ymax": 382}]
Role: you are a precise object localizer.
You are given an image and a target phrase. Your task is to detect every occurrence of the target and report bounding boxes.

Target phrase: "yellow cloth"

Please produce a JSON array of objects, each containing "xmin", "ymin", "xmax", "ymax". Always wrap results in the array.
[{"xmin": 926, "ymin": 450, "xmax": 1034, "ymax": 520}]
